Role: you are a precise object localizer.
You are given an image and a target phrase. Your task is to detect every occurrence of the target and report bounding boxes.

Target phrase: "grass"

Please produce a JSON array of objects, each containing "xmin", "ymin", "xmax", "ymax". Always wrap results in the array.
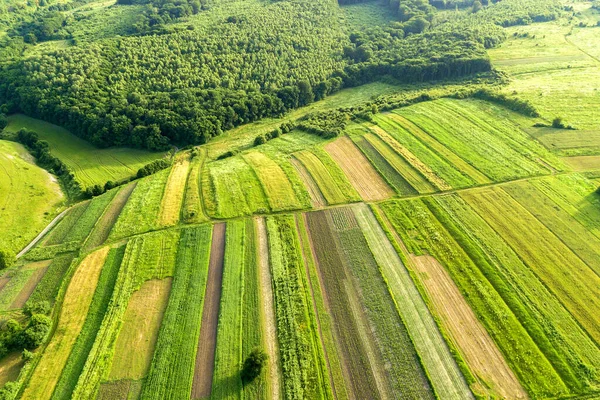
[
  {"xmin": 158, "ymin": 158, "xmax": 191, "ymax": 227},
  {"xmin": 352, "ymin": 204, "xmax": 473, "ymax": 399},
  {"xmin": 108, "ymin": 168, "xmax": 170, "ymax": 240},
  {"xmin": 27, "ymin": 253, "xmax": 76, "ymax": 307},
  {"xmin": 141, "ymin": 225, "xmax": 212, "ymax": 399},
  {"xmin": 0, "ymin": 268, "xmax": 36, "ymax": 311},
  {"xmin": 211, "ymin": 220, "xmax": 245, "ymax": 399},
  {"xmin": 4, "ymin": 114, "xmax": 164, "ymax": 189},
  {"xmin": 50, "ymin": 245, "xmax": 125, "ymax": 400},
  {"xmin": 461, "ymin": 187, "xmax": 600, "ymax": 346},
  {"xmin": 265, "ymin": 215, "xmax": 331, "ymax": 400},
  {"xmin": 244, "ymin": 151, "xmax": 308, "ymax": 212},
  {"xmin": 182, "ymin": 151, "xmax": 208, "ymax": 224},
  {"xmin": 21, "ymin": 247, "xmax": 111, "ymax": 400},
  {"xmin": 537, "ymin": 129, "xmax": 600, "ymax": 156},
  {"xmin": 44, "ymin": 202, "xmax": 89, "ymax": 246},
  {"xmin": 63, "ymin": 189, "xmax": 118, "ymax": 244},
  {"xmin": 432, "ymin": 193, "xmax": 600, "ymax": 394},
  {"xmin": 0, "ymin": 140, "xmax": 63, "ymax": 254},
  {"xmin": 293, "ymin": 149, "xmax": 359, "ymax": 205},
  {"xmin": 380, "ymin": 198, "xmax": 569, "ymax": 398}
]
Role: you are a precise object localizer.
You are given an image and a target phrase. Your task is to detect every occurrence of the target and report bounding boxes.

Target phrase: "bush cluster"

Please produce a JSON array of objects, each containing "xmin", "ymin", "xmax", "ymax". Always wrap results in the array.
[
  {"xmin": 0, "ymin": 314, "xmax": 52, "ymax": 359},
  {"xmin": 253, "ymin": 122, "xmax": 295, "ymax": 147}
]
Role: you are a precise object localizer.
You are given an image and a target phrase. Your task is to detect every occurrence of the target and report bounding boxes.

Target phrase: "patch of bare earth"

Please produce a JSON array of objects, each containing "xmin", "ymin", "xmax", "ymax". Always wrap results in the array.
[
  {"xmin": 324, "ymin": 136, "xmax": 393, "ymax": 201},
  {"xmin": 411, "ymin": 255, "xmax": 527, "ymax": 400},
  {"xmin": 255, "ymin": 217, "xmax": 281, "ymax": 399},
  {"xmin": 191, "ymin": 223, "xmax": 226, "ymax": 399}
]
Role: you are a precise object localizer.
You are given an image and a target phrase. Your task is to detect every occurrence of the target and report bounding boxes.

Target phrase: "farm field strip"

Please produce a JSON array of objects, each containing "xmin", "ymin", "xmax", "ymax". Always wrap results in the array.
[
  {"xmin": 27, "ymin": 253, "xmax": 76, "ymax": 307},
  {"xmin": 564, "ymin": 155, "xmax": 600, "ymax": 172},
  {"xmin": 409, "ymin": 254, "xmax": 526, "ymax": 399},
  {"xmin": 0, "ymin": 260, "xmax": 51, "ymax": 311},
  {"xmin": 83, "ymin": 182, "xmax": 137, "ymax": 252},
  {"xmin": 191, "ymin": 223, "xmax": 225, "ymax": 399},
  {"xmin": 352, "ymin": 204, "xmax": 473, "ymax": 399},
  {"xmin": 51, "ymin": 246, "xmax": 125, "ymax": 400},
  {"xmin": 461, "ymin": 187, "xmax": 600, "ymax": 344},
  {"xmin": 243, "ymin": 151, "xmax": 307, "ymax": 212},
  {"xmin": 433, "ymin": 194, "xmax": 600, "ymax": 394},
  {"xmin": 204, "ymin": 156, "xmax": 270, "ymax": 218},
  {"xmin": 255, "ymin": 217, "xmax": 281, "ymax": 399},
  {"xmin": 538, "ymin": 130, "xmax": 600, "ymax": 154},
  {"xmin": 324, "ymin": 136, "xmax": 393, "ymax": 201},
  {"xmin": 265, "ymin": 215, "xmax": 331, "ymax": 399},
  {"xmin": 8, "ymin": 264, "xmax": 48, "ymax": 310},
  {"xmin": 291, "ymin": 156, "xmax": 327, "ymax": 208},
  {"xmin": 108, "ymin": 168, "xmax": 170, "ymax": 240},
  {"xmin": 363, "ymin": 132, "xmax": 436, "ymax": 194},
  {"xmin": 386, "ymin": 113, "xmax": 491, "ymax": 184},
  {"xmin": 353, "ymin": 135, "xmax": 418, "ymax": 196},
  {"xmin": 108, "ymin": 278, "xmax": 172, "ymax": 381},
  {"xmin": 141, "ymin": 225, "xmax": 211, "ymax": 400},
  {"xmin": 368, "ymin": 122, "xmax": 455, "ymax": 190},
  {"xmin": 327, "ymin": 207, "xmax": 435, "ymax": 399},
  {"xmin": 182, "ymin": 151, "xmax": 208, "ymax": 224},
  {"xmin": 21, "ymin": 247, "xmax": 110, "ymax": 400},
  {"xmin": 158, "ymin": 158, "xmax": 191, "ymax": 227},
  {"xmin": 304, "ymin": 210, "xmax": 382, "ymax": 399},
  {"xmin": 44, "ymin": 202, "xmax": 89, "ymax": 246},
  {"xmin": 502, "ymin": 181, "xmax": 600, "ymax": 276},
  {"xmin": 211, "ymin": 220, "xmax": 245, "ymax": 399},
  {"xmin": 63, "ymin": 190, "xmax": 118, "ymax": 245}
]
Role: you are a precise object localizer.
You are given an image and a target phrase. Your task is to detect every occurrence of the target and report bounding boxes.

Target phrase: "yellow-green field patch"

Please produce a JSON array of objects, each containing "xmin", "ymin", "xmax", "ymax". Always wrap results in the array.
[
  {"xmin": 564, "ymin": 155, "xmax": 600, "ymax": 171},
  {"xmin": 158, "ymin": 158, "xmax": 191, "ymax": 227}
]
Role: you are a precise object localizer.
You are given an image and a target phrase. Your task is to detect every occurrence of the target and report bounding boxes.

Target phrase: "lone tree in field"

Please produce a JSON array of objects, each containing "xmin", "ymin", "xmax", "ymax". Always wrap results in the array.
[
  {"xmin": 241, "ymin": 348, "xmax": 267, "ymax": 384},
  {"xmin": 0, "ymin": 249, "xmax": 14, "ymax": 270}
]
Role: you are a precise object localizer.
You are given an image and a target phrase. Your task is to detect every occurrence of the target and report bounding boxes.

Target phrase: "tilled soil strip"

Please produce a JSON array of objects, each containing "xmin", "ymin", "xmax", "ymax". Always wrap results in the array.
[{"xmin": 191, "ymin": 223, "xmax": 226, "ymax": 399}]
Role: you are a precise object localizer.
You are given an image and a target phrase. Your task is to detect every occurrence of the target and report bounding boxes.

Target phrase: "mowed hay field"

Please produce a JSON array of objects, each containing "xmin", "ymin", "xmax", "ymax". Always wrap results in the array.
[
  {"xmin": 4, "ymin": 115, "xmax": 164, "ymax": 189},
  {"xmin": 0, "ymin": 140, "xmax": 63, "ymax": 254}
]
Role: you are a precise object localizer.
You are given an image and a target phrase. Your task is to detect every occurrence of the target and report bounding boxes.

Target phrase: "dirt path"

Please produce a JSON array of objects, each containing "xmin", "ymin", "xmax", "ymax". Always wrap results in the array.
[
  {"xmin": 255, "ymin": 217, "xmax": 281, "ymax": 399},
  {"xmin": 411, "ymin": 255, "xmax": 527, "ymax": 400},
  {"xmin": 9, "ymin": 264, "xmax": 50, "ymax": 309},
  {"xmin": 16, "ymin": 208, "xmax": 69, "ymax": 258},
  {"xmin": 191, "ymin": 223, "xmax": 226, "ymax": 399},
  {"xmin": 290, "ymin": 156, "xmax": 327, "ymax": 208}
]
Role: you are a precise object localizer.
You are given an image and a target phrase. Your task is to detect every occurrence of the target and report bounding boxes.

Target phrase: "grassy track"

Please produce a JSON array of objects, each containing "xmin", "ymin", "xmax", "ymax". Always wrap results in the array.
[
  {"xmin": 211, "ymin": 220, "xmax": 245, "ymax": 399},
  {"xmin": 141, "ymin": 226, "xmax": 212, "ymax": 400},
  {"xmin": 266, "ymin": 215, "xmax": 332, "ymax": 400},
  {"xmin": 4, "ymin": 114, "xmax": 164, "ymax": 189},
  {"xmin": 0, "ymin": 140, "xmax": 63, "ymax": 254},
  {"xmin": 158, "ymin": 158, "xmax": 191, "ymax": 227},
  {"xmin": 182, "ymin": 151, "xmax": 208, "ymax": 224},
  {"xmin": 51, "ymin": 246, "xmax": 125, "ymax": 400},
  {"xmin": 22, "ymin": 248, "xmax": 110, "ymax": 400},
  {"xmin": 433, "ymin": 194, "xmax": 600, "ymax": 394},
  {"xmin": 108, "ymin": 169, "xmax": 170, "ymax": 240},
  {"xmin": 353, "ymin": 204, "xmax": 473, "ymax": 399},
  {"xmin": 461, "ymin": 187, "xmax": 600, "ymax": 345}
]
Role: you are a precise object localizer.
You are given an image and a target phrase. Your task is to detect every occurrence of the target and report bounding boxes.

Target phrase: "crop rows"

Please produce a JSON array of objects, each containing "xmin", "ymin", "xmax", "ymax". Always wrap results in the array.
[
  {"xmin": 182, "ymin": 151, "xmax": 208, "ymax": 224},
  {"xmin": 141, "ymin": 226, "xmax": 212, "ymax": 399},
  {"xmin": 108, "ymin": 168, "xmax": 170, "ymax": 240},
  {"xmin": 63, "ymin": 190, "xmax": 118, "ymax": 245},
  {"xmin": 158, "ymin": 158, "xmax": 191, "ymax": 227},
  {"xmin": 265, "ymin": 215, "xmax": 331, "ymax": 400},
  {"xmin": 44, "ymin": 202, "xmax": 90, "ymax": 246},
  {"xmin": 27, "ymin": 253, "xmax": 76, "ymax": 307},
  {"xmin": 432, "ymin": 193, "xmax": 600, "ymax": 395}
]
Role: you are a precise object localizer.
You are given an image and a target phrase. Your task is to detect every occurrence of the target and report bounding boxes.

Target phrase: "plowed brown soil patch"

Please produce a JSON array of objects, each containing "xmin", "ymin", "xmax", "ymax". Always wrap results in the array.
[
  {"xmin": 191, "ymin": 223, "xmax": 226, "ymax": 399},
  {"xmin": 411, "ymin": 255, "xmax": 527, "ymax": 400},
  {"xmin": 324, "ymin": 136, "xmax": 393, "ymax": 201}
]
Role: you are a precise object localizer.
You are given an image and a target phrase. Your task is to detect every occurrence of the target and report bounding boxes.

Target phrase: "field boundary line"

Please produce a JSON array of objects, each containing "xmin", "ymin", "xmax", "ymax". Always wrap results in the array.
[{"xmin": 17, "ymin": 208, "xmax": 69, "ymax": 259}]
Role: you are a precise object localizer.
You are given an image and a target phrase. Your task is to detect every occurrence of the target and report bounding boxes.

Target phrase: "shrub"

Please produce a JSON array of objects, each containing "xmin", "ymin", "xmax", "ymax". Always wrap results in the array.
[
  {"xmin": 216, "ymin": 150, "xmax": 238, "ymax": 160},
  {"xmin": 22, "ymin": 349, "xmax": 34, "ymax": 362},
  {"xmin": 136, "ymin": 158, "xmax": 171, "ymax": 178},
  {"xmin": 0, "ymin": 250, "xmax": 14, "ymax": 270},
  {"xmin": 241, "ymin": 348, "xmax": 267, "ymax": 384},
  {"xmin": 254, "ymin": 135, "xmax": 267, "ymax": 147},
  {"xmin": 0, "ymin": 114, "xmax": 7, "ymax": 130},
  {"xmin": 552, "ymin": 117, "xmax": 566, "ymax": 129},
  {"xmin": 23, "ymin": 301, "xmax": 51, "ymax": 316},
  {"xmin": 18, "ymin": 314, "xmax": 52, "ymax": 350}
]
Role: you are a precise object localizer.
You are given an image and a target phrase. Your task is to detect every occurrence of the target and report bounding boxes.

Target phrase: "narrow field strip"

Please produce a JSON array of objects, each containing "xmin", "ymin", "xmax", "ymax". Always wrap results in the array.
[
  {"xmin": 182, "ymin": 151, "xmax": 208, "ymax": 224},
  {"xmin": 108, "ymin": 278, "xmax": 172, "ymax": 380},
  {"xmin": 255, "ymin": 217, "xmax": 281, "ymax": 399},
  {"xmin": 410, "ymin": 254, "xmax": 526, "ymax": 399},
  {"xmin": 0, "ymin": 261, "xmax": 51, "ymax": 311},
  {"xmin": 325, "ymin": 136, "xmax": 393, "ymax": 201},
  {"xmin": 244, "ymin": 151, "xmax": 305, "ymax": 212},
  {"xmin": 354, "ymin": 136, "xmax": 418, "ymax": 196},
  {"xmin": 191, "ymin": 223, "xmax": 226, "ymax": 399},
  {"xmin": 44, "ymin": 202, "xmax": 89, "ymax": 246},
  {"xmin": 141, "ymin": 225, "xmax": 211, "ymax": 400},
  {"xmin": 352, "ymin": 204, "xmax": 473, "ymax": 399},
  {"xmin": 387, "ymin": 113, "xmax": 491, "ymax": 184},
  {"xmin": 83, "ymin": 182, "xmax": 137, "ymax": 252},
  {"xmin": 22, "ymin": 247, "xmax": 110, "ymax": 400},
  {"xmin": 62, "ymin": 190, "xmax": 118, "ymax": 245},
  {"xmin": 9, "ymin": 265, "xmax": 48, "ymax": 309},
  {"xmin": 462, "ymin": 187, "xmax": 600, "ymax": 344},
  {"xmin": 27, "ymin": 253, "xmax": 76, "ymax": 307},
  {"xmin": 158, "ymin": 158, "xmax": 191, "ymax": 227},
  {"xmin": 291, "ymin": 156, "xmax": 327, "ymax": 208}
]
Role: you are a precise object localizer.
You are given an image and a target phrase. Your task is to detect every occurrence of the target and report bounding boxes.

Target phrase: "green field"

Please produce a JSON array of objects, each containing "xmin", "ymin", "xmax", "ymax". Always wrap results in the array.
[
  {"xmin": 4, "ymin": 115, "xmax": 164, "ymax": 189},
  {"xmin": 0, "ymin": 140, "xmax": 63, "ymax": 254}
]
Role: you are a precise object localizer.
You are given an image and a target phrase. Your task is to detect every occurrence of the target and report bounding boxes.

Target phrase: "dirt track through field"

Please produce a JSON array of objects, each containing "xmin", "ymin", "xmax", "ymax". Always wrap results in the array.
[
  {"xmin": 291, "ymin": 157, "xmax": 326, "ymax": 208},
  {"xmin": 411, "ymin": 255, "xmax": 527, "ymax": 399},
  {"xmin": 9, "ymin": 263, "xmax": 50, "ymax": 309},
  {"xmin": 191, "ymin": 223, "xmax": 226, "ymax": 399},
  {"xmin": 255, "ymin": 217, "xmax": 281, "ymax": 399},
  {"xmin": 325, "ymin": 136, "xmax": 393, "ymax": 201}
]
